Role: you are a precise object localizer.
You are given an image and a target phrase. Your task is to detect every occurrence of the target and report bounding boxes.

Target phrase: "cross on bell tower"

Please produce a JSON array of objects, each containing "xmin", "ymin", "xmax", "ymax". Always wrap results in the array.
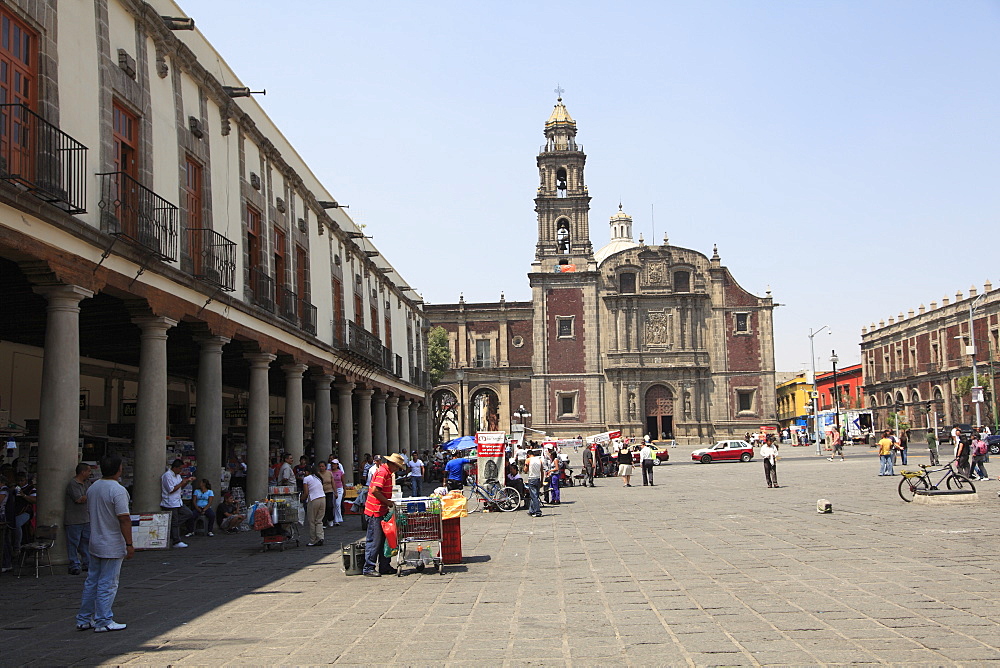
[{"xmin": 534, "ymin": 93, "xmax": 593, "ymax": 266}]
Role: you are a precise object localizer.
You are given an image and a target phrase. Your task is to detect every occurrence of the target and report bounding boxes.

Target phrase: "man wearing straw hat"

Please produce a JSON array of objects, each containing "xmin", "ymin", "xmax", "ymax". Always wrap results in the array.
[{"xmin": 362, "ymin": 453, "xmax": 406, "ymax": 577}]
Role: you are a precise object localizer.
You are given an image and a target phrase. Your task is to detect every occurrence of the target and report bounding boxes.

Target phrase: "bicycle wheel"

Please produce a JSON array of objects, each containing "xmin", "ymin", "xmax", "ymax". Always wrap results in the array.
[
  {"xmin": 495, "ymin": 487, "xmax": 520, "ymax": 512},
  {"xmin": 462, "ymin": 485, "xmax": 481, "ymax": 513},
  {"xmin": 898, "ymin": 475, "xmax": 928, "ymax": 502},
  {"xmin": 946, "ymin": 474, "xmax": 976, "ymax": 493}
]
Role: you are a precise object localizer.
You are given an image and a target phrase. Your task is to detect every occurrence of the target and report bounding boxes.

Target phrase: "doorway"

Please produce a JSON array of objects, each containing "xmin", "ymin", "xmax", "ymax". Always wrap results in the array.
[{"xmin": 644, "ymin": 385, "xmax": 675, "ymax": 440}]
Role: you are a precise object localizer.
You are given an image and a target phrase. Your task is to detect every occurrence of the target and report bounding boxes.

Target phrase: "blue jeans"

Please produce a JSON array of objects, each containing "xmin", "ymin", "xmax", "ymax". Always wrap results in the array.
[
  {"xmin": 411, "ymin": 476, "xmax": 422, "ymax": 497},
  {"xmin": 879, "ymin": 454, "xmax": 893, "ymax": 475},
  {"xmin": 527, "ymin": 478, "xmax": 541, "ymax": 515},
  {"xmin": 76, "ymin": 556, "xmax": 124, "ymax": 628},
  {"xmin": 899, "ymin": 448, "xmax": 908, "ymax": 465},
  {"xmin": 363, "ymin": 513, "xmax": 390, "ymax": 574},
  {"xmin": 65, "ymin": 523, "xmax": 91, "ymax": 570},
  {"xmin": 549, "ymin": 474, "xmax": 560, "ymax": 502}
]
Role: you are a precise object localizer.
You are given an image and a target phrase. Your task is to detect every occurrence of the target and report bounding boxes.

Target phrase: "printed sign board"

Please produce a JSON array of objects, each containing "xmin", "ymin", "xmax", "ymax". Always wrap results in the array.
[
  {"xmin": 130, "ymin": 512, "xmax": 171, "ymax": 550},
  {"xmin": 475, "ymin": 431, "xmax": 506, "ymax": 485}
]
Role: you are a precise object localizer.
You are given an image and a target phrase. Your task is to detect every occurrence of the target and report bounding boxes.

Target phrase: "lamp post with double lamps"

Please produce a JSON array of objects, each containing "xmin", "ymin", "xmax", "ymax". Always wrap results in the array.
[
  {"xmin": 830, "ymin": 350, "xmax": 841, "ymax": 442},
  {"xmin": 808, "ymin": 326, "xmax": 830, "ymax": 455},
  {"xmin": 968, "ymin": 294, "xmax": 985, "ymax": 429}
]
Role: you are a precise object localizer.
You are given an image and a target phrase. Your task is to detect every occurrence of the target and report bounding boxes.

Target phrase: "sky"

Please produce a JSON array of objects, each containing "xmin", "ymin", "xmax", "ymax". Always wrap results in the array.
[{"xmin": 179, "ymin": 0, "xmax": 1000, "ymax": 375}]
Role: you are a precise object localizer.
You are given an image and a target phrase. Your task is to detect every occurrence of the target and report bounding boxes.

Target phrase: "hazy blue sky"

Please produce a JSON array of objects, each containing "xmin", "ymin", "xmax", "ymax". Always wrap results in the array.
[{"xmin": 180, "ymin": 0, "xmax": 1000, "ymax": 374}]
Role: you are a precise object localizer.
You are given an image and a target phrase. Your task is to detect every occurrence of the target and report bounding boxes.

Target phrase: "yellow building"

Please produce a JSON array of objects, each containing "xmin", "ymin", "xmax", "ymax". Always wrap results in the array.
[{"xmin": 776, "ymin": 373, "xmax": 814, "ymax": 430}]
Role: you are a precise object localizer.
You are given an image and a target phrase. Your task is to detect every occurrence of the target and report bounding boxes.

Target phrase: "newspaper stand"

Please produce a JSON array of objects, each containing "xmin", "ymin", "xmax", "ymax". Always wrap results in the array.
[
  {"xmin": 260, "ymin": 493, "xmax": 301, "ymax": 551},
  {"xmin": 394, "ymin": 496, "xmax": 444, "ymax": 576}
]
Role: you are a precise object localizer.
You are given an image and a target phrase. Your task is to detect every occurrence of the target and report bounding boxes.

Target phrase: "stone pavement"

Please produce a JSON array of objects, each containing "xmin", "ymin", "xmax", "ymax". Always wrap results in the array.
[{"xmin": 3, "ymin": 443, "xmax": 1000, "ymax": 666}]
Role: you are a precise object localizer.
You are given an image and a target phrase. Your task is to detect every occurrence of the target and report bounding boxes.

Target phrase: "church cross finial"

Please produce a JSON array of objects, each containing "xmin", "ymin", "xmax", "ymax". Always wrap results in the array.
[{"xmin": 554, "ymin": 84, "xmax": 565, "ymax": 101}]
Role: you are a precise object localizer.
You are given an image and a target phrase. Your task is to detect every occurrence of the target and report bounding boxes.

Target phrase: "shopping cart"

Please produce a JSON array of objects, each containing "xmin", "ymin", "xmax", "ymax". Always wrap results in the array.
[{"xmin": 394, "ymin": 496, "xmax": 444, "ymax": 576}]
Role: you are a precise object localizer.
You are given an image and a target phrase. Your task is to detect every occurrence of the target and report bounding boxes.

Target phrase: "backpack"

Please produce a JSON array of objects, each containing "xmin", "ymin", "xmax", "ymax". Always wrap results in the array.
[{"xmin": 973, "ymin": 440, "xmax": 987, "ymax": 456}]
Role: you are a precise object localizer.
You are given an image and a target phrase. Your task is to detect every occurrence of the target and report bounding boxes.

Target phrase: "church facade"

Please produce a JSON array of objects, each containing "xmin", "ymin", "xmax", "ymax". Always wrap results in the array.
[{"xmin": 424, "ymin": 99, "xmax": 776, "ymax": 443}]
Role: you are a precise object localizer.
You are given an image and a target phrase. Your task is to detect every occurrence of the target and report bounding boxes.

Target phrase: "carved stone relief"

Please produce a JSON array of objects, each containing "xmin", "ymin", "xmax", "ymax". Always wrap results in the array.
[
  {"xmin": 645, "ymin": 310, "xmax": 671, "ymax": 347},
  {"xmin": 647, "ymin": 261, "xmax": 664, "ymax": 284}
]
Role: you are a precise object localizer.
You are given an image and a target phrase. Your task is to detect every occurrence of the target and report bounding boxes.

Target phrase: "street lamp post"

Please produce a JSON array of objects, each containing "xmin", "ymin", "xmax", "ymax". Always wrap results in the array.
[
  {"xmin": 830, "ymin": 350, "xmax": 840, "ymax": 441},
  {"xmin": 969, "ymin": 294, "xmax": 985, "ymax": 429},
  {"xmin": 808, "ymin": 325, "xmax": 830, "ymax": 456},
  {"xmin": 455, "ymin": 369, "xmax": 466, "ymax": 436}
]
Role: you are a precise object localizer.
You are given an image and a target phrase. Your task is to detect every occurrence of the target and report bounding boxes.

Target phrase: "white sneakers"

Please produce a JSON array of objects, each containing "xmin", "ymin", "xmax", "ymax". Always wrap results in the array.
[
  {"xmin": 94, "ymin": 621, "xmax": 126, "ymax": 632},
  {"xmin": 174, "ymin": 541, "xmax": 188, "ymax": 548}
]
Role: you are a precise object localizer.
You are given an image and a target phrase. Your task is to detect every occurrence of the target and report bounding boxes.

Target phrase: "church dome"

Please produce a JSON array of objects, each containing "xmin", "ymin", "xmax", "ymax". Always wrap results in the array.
[
  {"xmin": 545, "ymin": 98, "xmax": 575, "ymax": 128},
  {"xmin": 595, "ymin": 205, "xmax": 639, "ymax": 265}
]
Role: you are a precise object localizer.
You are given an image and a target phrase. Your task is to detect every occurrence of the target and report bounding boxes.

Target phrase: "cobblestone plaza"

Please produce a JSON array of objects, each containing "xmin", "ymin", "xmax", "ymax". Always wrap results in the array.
[{"xmin": 4, "ymin": 445, "xmax": 1000, "ymax": 666}]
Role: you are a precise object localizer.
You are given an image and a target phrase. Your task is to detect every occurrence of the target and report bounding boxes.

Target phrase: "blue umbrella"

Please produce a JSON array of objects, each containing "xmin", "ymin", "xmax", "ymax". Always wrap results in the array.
[{"xmin": 443, "ymin": 435, "xmax": 477, "ymax": 451}]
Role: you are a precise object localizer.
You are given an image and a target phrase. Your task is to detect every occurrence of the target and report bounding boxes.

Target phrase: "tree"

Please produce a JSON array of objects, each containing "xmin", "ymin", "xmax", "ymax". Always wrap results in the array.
[
  {"xmin": 954, "ymin": 374, "xmax": 994, "ymax": 424},
  {"xmin": 427, "ymin": 326, "xmax": 451, "ymax": 386}
]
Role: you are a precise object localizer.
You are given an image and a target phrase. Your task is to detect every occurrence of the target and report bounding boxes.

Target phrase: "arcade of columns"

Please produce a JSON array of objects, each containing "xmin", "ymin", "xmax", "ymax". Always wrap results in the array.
[{"xmin": 33, "ymin": 281, "xmax": 429, "ymax": 550}]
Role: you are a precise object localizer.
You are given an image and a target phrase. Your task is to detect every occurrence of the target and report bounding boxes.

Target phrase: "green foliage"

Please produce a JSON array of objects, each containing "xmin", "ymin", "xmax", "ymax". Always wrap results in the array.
[
  {"xmin": 427, "ymin": 326, "xmax": 451, "ymax": 386},
  {"xmin": 955, "ymin": 374, "xmax": 991, "ymax": 398},
  {"xmin": 887, "ymin": 412, "xmax": 909, "ymax": 431}
]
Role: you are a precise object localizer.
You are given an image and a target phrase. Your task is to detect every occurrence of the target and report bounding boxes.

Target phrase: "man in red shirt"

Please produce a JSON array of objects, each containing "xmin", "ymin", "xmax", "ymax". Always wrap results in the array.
[{"xmin": 363, "ymin": 453, "xmax": 406, "ymax": 577}]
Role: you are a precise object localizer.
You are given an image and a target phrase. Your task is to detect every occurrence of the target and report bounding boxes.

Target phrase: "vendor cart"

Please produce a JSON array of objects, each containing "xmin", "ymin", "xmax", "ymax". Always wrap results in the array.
[
  {"xmin": 394, "ymin": 496, "xmax": 444, "ymax": 576},
  {"xmin": 258, "ymin": 494, "xmax": 302, "ymax": 551}
]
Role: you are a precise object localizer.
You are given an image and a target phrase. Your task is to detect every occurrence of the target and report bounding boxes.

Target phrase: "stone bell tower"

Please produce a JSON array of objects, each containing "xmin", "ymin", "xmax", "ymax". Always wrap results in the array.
[{"xmin": 528, "ymin": 95, "xmax": 604, "ymax": 437}]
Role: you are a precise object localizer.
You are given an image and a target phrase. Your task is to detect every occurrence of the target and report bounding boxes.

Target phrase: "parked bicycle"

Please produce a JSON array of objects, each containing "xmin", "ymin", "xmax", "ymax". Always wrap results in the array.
[
  {"xmin": 898, "ymin": 461, "xmax": 976, "ymax": 502},
  {"xmin": 463, "ymin": 479, "xmax": 521, "ymax": 512}
]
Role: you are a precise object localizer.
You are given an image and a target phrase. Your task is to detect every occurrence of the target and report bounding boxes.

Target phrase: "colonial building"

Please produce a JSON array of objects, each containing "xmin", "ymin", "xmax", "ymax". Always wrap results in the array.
[
  {"xmin": 426, "ymin": 98, "xmax": 777, "ymax": 442},
  {"xmin": 0, "ymin": 0, "xmax": 429, "ymax": 562},
  {"xmin": 776, "ymin": 372, "xmax": 812, "ymax": 431},
  {"xmin": 861, "ymin": 283, "xmax": 999, "ymax": 434}
]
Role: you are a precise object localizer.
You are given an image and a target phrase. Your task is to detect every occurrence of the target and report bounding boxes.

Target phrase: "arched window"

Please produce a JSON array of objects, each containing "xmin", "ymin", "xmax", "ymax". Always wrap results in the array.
[
  {"xmin": 556, "ymin": 219, "xmax": 570, "ymax": 254},
  {"xmin": 556, "ymin": 168, "xmax": 567, "ymax": 198},
  {"xmin": 673, "ymin": 270, "xmax": 690, "ymax": 293}
]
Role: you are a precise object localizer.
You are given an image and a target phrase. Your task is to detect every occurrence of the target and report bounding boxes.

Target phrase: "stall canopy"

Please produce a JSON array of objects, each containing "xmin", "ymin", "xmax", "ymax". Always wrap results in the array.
[{"xmin": 443, "ymin": 435, "xmax": 477, "ymax": 451}]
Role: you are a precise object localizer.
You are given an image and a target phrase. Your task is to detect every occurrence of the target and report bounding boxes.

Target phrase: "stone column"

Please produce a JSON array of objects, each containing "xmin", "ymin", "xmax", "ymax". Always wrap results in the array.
[
  {"xmin": 373, "ymin": 390, "xmax": 388, "ymax": 457},
  {"xmin": 132, "ymin": 315, "xmax": 177, "ymax": 512},
  {"xmin": 281, "ymin": 363, "xmax": 308, "ymax": 460},
  {"xmin": 33, "ymin": 284, "xmax": 92, "ymax": 564},
  {"xmin": 398, "ymin": 399, "xmax": 411, "ymax": 455},
  {"xmin": 418, "ymin": 402, "xmax": 430, "ymax": 449},
  {"xmin": 336, "ymin": 381, "xmax": 355, "ymax": 484},
  {"xmin": 312, "ymin": 375, "xmax": 334, "ymax": 463},
  {"xmin": 386, "ymin": 395, "xmax": 400, "ymax": 453},
  {"xmin": 356, "ymin": 388, "xmax": 373, "ymax": 461},
  {"xmin": 409, "ymin": 402, "xmax": 419, "ymax": 453},
  {"xmin": 245, "ymin": 352, "xmax": 276, "ymax": 501},
  {"xmin": 195, "ymin": 335, "xmax": 229, "ymax": 508}
]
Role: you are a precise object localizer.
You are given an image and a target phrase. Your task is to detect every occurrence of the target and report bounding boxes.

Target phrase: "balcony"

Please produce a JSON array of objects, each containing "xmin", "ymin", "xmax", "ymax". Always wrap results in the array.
[
  {"xmin": 300, "ymin": 300, "xmax": 317, "ymax": 335},
  {"xmin": 382, "ymin": 346, "xmax": 394, "ymax": 373},
  {"xmin": 343, "ymin": 318, "xmax": 385, "ymax": 367},
  {"xmin": 249, "ymin": 267, "xmax": 274, "ymax": 312},
  {"xmin": 0, "ymin": 104, "xmax": 87, "ymax": 213},
  {"xmin": 98, "ymin": 171, "xmax": 178, "ymax": 260},
  {"xmin": 188, "ymin": 228, "xmax": 236, "ymax": 291},
  {"xmin": 276, "ymin": 285, "xmax": 298, "ymax": 322},
  {"xmin": 395, "ymin": 354, "xmax": 403, "ymax": 378}
]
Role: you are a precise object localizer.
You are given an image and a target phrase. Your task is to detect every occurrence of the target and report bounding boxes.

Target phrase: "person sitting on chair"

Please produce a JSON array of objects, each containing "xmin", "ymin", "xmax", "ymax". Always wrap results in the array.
[{"xmin": 216, "ymin": 491, "xmax": 245, "ymax": 533}]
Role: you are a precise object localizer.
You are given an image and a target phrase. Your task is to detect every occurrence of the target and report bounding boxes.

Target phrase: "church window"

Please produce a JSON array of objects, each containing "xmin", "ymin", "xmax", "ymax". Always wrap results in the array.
[
  {"xmin": 511, "ymin": 335, "xmax": 524, "ymax": 348},
  {"xmin": 475, "ymin": 339, "xmax": 492, "ymax": 367},
  {"xmin": 556, "ymin": 168, "xmax": 567, "ymax": 198},
  {"xmin": 557, "ymin": 316, "xmax": 574, "ymax": 338},
  {"xmin": 673, "ymin": 270, "xmax": 690, "ymax": 293},
  {"xmin": 556, "ymin": 219, "xmax": 570, "ymax": 254},
  {"xmin": 736, "ymin": 389, "xmax": 755, "ymax": 414},
  {"xmin": 619, "ymin": 272, "xmax": 636, "ymax": 294},
  {"xmin": 735, "ymin": 312, "xmax": 749, "ymax": 333},
  {"xmin": 560, "ymin": 395, "xmax": 575, "ymax": 416}
]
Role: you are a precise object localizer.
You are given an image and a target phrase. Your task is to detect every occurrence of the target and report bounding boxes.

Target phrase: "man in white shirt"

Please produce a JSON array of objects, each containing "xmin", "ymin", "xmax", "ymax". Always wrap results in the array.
[
  {"xmin": 276, "ymin": 453, "xmax": 295, "ymax": 487},
  {"xmin": 639, "ymin": 443, "xmax": 655, "ymax": 486},
  {"xmin": 523, "ymin": 450, "xmax": 544, "ymax": 517},
  {"xmin": 160, "ymin": 459, "xmax": 196, "ymax": 548},
  {"xmin": 408, "ymin": 454, "xmax": 424, "ymax": 497}
]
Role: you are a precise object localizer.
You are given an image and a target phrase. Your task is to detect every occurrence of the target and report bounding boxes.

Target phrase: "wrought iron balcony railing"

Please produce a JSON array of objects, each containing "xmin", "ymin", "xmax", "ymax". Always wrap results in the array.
[
  {"xmin": 98, "ymin": 171, "xmax": 178, "ymax": 260},
  {"xmin": 188, "ymin": 228, "xmax": 236, "ymax": 291},
  {"xmin": 276, "ymin": 285, "xmax": 298, "ymax": 322},
  {"xmin": 300, "ymin": 300, "xmax": 317, "ymax": 335},
  {"xmin": 249, "ymin": 266, "xmax": 274, "ymax": 312},
  {"xmin": 383, "ymin": 346, "xmax": 394, "ymax": 373},
  {"xmin": 344, "ymin": 318, "xmax": 385, "ymax": 367},
  {"xmin": 0, "ymin": 104, "xmax": 87, "ymax": 213}
]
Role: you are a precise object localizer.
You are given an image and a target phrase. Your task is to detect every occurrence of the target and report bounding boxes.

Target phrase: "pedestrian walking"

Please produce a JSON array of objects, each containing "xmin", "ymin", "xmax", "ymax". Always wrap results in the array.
[
  {"xmin": 300, "ymin": 465, "xmax": 326, "ymax": 546},
  {"xmin": 761, "ymin": 440, "xmax": 779, "ymax": 488},
  {"xmin": 523, "ymin": 450, "xmax": 544, "ymax": 517},
  {"xmin": 955, "ymin": 433, "xmax": 971, "ymax": 478},
  {"xmin": 970, "ymin": 431, "xmax": 988, "ymax": 480},
  {"xmin": 639, "ymin": 442, "xmax": 655, "ymax": 485},
  {"xmin": 75, "ymin": 454, "xmax": 133, "ymax": 633},
  {"xmin": 64, "ymin": 463, "xmax": 92, "ymax": 575},
  {"xmin": 617, "ymin": 446, "xmax": 633, "ymax": 487},
  {"xmin": 926, "ymin": 430, "xmax": 940, "ymax": 466},
  {"xmin": 547, "ymin": 452, "xmax": 561, "ymax": 505},
  {"xmin": 408, "ymin": 454, "xmax": 424, "ymax": 497},
  {"xmin": 582, "ymin": 443, "xmax": 596, "ymax": 487},
  {"xmin": 898, "ymin": 429, "xmax": 909, "ymax": 465},
  {"xmin": 827, "ymin": 430, "xmax": 845, "ymax": 462},
  {"xmin": 362, "ymin": 453, "xmax": 405, "ymax": 577},
  {"xmin": 160, "ymin": 460, "xmax": 196, "ymax": 548},
  {"xmin": 877, "ymin": 431, "xmax": 895, "ymax": 476}
]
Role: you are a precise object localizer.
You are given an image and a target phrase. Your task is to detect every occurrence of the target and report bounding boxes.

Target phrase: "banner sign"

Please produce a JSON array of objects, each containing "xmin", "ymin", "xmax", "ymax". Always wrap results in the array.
[{"xmin": 475, "ymin": 432, "xmax": 506, "ymax": 485}]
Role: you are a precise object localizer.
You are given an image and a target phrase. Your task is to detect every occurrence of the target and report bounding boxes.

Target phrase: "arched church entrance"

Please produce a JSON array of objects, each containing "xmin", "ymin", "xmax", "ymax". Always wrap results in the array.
[
  {"xmin": 470, "ymin": 388, "xmax": 500, "ymax": 433},
  {"xmin": 645, "ymin": 385, "xmax": 674, "ymax": 440}
]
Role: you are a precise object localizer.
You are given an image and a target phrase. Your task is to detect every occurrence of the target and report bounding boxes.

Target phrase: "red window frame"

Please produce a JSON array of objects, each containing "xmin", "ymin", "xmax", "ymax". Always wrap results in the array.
[
  {"xmin": 184, "ymin": 156, "xmax": 203, "ymax": 272},
  {"xmin": 246, "ymin": 204, "xmax": 262, "ymax": 270},
  {"xmin": 0, "ymin": 9, "xmax": 36, "ymax": 181}
]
